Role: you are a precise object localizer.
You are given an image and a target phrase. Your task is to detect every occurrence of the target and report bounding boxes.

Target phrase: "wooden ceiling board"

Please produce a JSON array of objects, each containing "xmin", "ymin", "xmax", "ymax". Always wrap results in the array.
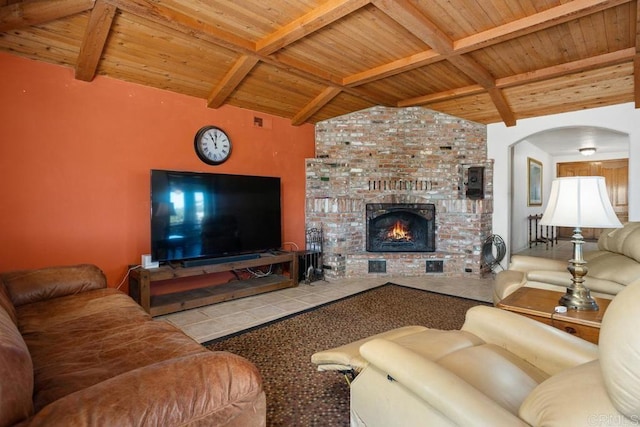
[
  {"xmin": 468, "ymin": 29, "xmax": 583, "ymax": 78},
  {"xmin": 102, "ymin": 12, "xmax": 238, "ymax": 83},
  {"xmin": 0, "ymin": 0, "xmax": 636, "ymax": 125},
  {"xmin": 468, "ymin": 6, "xmax": 634, "ymax": 79},
  {"xmin": 359, "ymin": 61, "xmax": 478, "ymax": 101},
  {"xmin": 412, "ymin": 0, "xmax": 559, "ymax": 40},
  {"xmin": 503, "ymin": 62, "xmax": 634, "ymax": 117},
  {"xmin": 279, "ymin": 3, "xmax": 429, "ymax": 78},
  {"xmin": 0, "ymin": 13, "xmax": 86, "ymax": 66},
  {"xmin": 424, "ymin": 92, "xmax": 503, "ymax": 124},
  {"xmin": 156, "ymin": 0, "xmax": 321, "ymax": 43},
  {"xmin": 98, "ymin": 57, "xmax": 211, "ymax": 99},
  {"xmin": 308, "ymin": 91, "xmax": 376, "ymax": 122},
  {"xmin": 98, "ymin": 18, "xmax": 218, "ymax": 96},
  {"xmin": 227, "ymin": 62, "xmax": 327, "ymax": 118}
]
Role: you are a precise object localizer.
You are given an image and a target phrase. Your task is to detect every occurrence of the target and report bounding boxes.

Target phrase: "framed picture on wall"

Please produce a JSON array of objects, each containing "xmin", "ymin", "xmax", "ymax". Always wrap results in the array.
[{"xmin": 528, "ymin": 157, "xmax": 542, "ymax": 206}]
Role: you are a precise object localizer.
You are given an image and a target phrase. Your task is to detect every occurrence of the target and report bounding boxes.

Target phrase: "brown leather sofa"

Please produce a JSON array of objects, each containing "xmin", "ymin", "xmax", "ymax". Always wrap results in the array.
[{"xmin": 0, "ymin": 264, "xmax": 266, "ymax": 426}]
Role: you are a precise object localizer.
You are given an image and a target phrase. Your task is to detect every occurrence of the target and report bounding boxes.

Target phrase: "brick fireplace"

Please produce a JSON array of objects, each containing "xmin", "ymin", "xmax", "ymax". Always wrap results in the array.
[{"xmin": 306, "ymin": 106, "xmax": 492, "ymax": 280}]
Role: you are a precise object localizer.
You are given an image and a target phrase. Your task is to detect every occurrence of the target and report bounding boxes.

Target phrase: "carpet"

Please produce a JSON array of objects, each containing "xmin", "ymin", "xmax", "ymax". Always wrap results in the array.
[{"xmin": 205, "ymin": 283, "xmax": 490, "ymax": 427}]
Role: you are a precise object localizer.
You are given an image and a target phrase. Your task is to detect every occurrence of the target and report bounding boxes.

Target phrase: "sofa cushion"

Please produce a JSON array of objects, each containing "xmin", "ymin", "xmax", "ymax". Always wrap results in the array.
[
  {"xmin": 439, "ymin": 343, "xmax": 548, "ymax": 415},
  {"xmin": 586, "ymin": 251, "xmax": 640, "ymax": 287},
  {"xmin": 17, "ymin": 288, "xmax": 148, "ymax": 335},
  {"xmin": 525, "ymin": 270, "xmax": 625, "ymax": 296},
  {"xmin": 599, "ymin": 279, "xmax": 640, "ymax": 419},
  {"xmin": 2, "ymin": 264, "xmax": 106, "ymax": 307},
  {"xmin": 519, "ymin": 360, "xmax": 620, "ymax": 426},
  {"xmin": 0, "ymin": 306, "xmax": 33, "ymax": 427},
  {"xmin": 16, "ymin": 288, "xmax": 210, "ymax": 411},
  {"xmin": 599, "ymin": 222, "xmax": 640, "ymax": 263}
]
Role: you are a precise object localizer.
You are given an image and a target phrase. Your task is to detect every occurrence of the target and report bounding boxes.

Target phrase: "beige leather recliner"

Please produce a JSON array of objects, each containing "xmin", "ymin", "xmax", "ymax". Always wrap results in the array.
[{"xmin": 345, "ymin": 279, "xmax": 640, "ymax": 426}]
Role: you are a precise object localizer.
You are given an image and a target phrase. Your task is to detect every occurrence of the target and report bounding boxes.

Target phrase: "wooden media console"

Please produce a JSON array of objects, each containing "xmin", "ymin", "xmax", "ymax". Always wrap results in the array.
[{"xmin": 129, "ymin": 251, "xmax": 298, "ymax": 316}]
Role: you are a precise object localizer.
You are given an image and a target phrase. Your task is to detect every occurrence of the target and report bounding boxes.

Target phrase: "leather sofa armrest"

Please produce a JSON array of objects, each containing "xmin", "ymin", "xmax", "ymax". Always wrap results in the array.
[
  {"xmin": 1, "ymin": 264, "xmax": 106, "ymax": 307},
  {"xmin": 508, "ymin": 255, "xmax": 567, "ymax": 272},
  {"xmin": 461, "ymin": 306, "xmax": 598, "ymax": 376},
  {"xmin": 24, "ymin": 352, "xmax": 265, "ymax": 426},
  {"xmin": 493, "ymin": 270, "xmax": 526, "ymax": 303},
  {"xmin": 359, "ymin": 338, "xmax": 528, "ymax": 426}
]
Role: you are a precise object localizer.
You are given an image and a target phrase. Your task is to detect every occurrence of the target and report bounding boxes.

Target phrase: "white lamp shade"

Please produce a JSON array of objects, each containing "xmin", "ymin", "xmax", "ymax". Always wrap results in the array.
[{"xmin": 540, "ymin": 176, "xmax": 623, "ymax": 228}]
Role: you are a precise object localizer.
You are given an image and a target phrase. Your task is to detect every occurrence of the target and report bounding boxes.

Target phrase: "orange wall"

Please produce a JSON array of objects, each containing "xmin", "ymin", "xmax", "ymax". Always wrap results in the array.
[{"xmin": 0, "ymin": 53, "xmax": 315, "ymax": 288}]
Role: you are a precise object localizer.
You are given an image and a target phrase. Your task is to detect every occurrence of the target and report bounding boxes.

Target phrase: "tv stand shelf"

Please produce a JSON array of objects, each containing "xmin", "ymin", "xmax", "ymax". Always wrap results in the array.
[{"xmin": 129, "ymin": 252, "xmax": 298, "ymax": 316}]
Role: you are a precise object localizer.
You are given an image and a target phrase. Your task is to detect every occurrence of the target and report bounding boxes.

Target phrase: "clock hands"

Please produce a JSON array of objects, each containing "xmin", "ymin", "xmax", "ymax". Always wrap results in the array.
[{"xmin": 207, "ymin": 132, "xmax": 218, "ymax": 148}]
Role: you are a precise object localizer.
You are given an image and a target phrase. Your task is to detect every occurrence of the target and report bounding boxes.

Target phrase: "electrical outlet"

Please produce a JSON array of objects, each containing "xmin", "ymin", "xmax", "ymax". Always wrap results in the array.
[{"xmin": 141, "ymin": 254, "xmax": 159, "ymax": 269}]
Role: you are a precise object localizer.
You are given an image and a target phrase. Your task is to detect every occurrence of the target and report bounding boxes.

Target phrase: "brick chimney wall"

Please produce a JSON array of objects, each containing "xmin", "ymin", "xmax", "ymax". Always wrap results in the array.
[{"xmin": 306, "ymin": 106, "xmax": 493, "ymax": 280}]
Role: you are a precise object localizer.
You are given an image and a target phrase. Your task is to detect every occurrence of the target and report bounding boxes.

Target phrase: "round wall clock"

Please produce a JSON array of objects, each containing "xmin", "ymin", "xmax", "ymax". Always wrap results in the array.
[{"xmin": 194, "ymin": 125, "xmax": 232, "ymax": 165}]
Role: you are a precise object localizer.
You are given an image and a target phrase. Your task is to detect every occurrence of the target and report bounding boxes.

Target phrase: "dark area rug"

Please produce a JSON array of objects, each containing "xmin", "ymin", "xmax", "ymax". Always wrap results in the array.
[{"xmin": 205, "ymin": 283, "xmax": 490, "ymax": 427}]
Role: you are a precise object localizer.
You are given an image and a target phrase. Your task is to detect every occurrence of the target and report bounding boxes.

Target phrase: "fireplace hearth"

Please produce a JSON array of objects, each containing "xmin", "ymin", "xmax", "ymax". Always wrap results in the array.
[{"xmin": 366, "ymin": 203, "xmax": 436, "ymax": 252}]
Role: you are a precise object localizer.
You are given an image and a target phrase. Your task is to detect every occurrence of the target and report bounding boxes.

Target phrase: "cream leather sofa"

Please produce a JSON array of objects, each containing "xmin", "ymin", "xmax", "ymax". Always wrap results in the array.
[
  {"xmin": 494, "ymin": 221, "xmax": 640, "ymax": 303},
  {"xmin": 341, "ymin": 279, "xmax": 640, "ymax": 426}
]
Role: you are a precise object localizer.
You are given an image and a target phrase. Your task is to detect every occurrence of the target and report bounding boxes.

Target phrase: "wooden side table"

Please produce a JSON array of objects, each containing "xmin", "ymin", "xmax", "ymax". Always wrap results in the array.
[{"xmin": 496, "ymin": 287, "xmax": 610, "ymax": 344}]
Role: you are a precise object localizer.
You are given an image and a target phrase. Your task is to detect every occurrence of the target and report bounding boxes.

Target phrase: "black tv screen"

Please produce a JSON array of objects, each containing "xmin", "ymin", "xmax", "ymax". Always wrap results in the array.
[{"xmin": 150, "ymin": 169, "xmax": 282, "ymax": 263}]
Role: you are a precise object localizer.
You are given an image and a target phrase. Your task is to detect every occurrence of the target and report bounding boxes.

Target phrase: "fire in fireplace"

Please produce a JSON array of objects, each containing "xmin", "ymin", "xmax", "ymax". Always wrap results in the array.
[
  {"xmin": 387, "ymin": 220, "xmax": 412, "ymax": 242},
  {"xmin": 366, "ymin": 203, "xmax": 436, "ymax": 252}
]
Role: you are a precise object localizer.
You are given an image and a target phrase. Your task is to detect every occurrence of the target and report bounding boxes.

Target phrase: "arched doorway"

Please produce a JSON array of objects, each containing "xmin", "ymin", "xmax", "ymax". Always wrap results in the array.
[{"xmin": 509, "ymin": 126, "xmax": 629, "ymax": 253}]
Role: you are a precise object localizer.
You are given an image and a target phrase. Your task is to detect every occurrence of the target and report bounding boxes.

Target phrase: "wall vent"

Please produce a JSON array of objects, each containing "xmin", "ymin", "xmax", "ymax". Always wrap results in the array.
[
  {"xmin": 425, "ymin": 260, "xmax": 444, "ymax": 273},
  {"xmin": 368, "ymin": 260, "xmax": 386, "ymax": 273}
]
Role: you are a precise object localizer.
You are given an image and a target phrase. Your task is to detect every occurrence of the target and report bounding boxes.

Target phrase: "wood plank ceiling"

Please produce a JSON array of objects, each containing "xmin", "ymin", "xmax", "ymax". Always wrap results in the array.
[{"xmin": 1, "ymin": 0, "xmax": 638, "ymax": 126}]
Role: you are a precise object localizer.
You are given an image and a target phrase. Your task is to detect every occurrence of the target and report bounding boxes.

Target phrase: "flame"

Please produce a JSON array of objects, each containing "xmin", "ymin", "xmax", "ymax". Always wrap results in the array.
[{"xmin": 387, "ymin": 221, "xmax": 411, "ymax": 241}]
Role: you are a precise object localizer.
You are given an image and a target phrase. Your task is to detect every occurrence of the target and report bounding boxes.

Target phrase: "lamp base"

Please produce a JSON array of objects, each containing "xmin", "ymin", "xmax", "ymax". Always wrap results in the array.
[
  {"xmin": 559, "ymin": 287, "xmax": 599, "ymax": 311},
  {"xmin": 559, "ymin": 227, "xmax": 599, "ymax": 311}
]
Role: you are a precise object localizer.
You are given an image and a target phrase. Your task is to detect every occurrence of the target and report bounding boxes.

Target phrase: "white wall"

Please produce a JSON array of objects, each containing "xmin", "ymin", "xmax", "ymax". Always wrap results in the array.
[
  {"xmin": 511, "ymin": 141, "xmax": 554, "ymax": 253},
  {"xmin": 488, "ymin": 102, "xmax": 640, "ymax": 263}
]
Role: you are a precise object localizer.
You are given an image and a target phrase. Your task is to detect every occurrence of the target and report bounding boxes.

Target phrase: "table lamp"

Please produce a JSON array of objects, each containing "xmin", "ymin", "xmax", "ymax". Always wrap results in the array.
[{"xmin": 540, "ymin": 176, "xmax": 622, "ymax": 311}]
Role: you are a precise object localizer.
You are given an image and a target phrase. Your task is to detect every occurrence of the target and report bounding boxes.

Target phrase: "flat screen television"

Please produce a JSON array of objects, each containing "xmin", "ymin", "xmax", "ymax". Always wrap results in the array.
[{"xmin": 150, "ymin": 169, "xmax": 282, "ymax": 264}]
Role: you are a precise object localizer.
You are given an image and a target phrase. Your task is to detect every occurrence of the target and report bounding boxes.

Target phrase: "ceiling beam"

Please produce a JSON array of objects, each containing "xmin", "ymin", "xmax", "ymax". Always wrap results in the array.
[
  {"xmin": 497, "ymin": 48, "xmax": 635, "ymax": 88},
  {"xmin": 373, "ymin": 0, "xmax": 516, "ymax": 125},
  {"xmin": 105, "ymin": 0, "xmax": 255, "ymax": 52},
  {"xmin": 0, "ymin": 0, "xmax": 94, "ymax": 32},
  {"xmin": 256, "ymin": 0, "xmax": 369, "ymax": 56},
  {"xmin": 398, "ymin": 84, "xmax": 485, "ymax": 107},
  {"xmin": 291, "ymin": 87, "xmax": 342, "ymax": 125},
  {"xmin": 347, "ymin": 0, "xmax": 631, "ymax": 86},
  {"xmin": 371, "ymin": 0, "xmax": 452, "ymax": 53},
  {"xmin": 75, "ymin": 0, "xmax": 116, "ymax": 81},
  {"xmin": 455, "ymin": 0, "xmax": 632, "ymax": 52},
  {"xmin": 207, "ymin": 55, "xmax": 260, "ymax": 108},
  {"xmin": 487, "ymin": 87, "xmax": 516, "ymax": 127},
  {"xmin": 343, "ymin": 49, "xmax": 440, "ymax": 87},
  {"xmin": 399, "ymin": 48, "xmax": 635, "ymax": 106},
  {"xmin": 104, "ymin": 0, "xmax": 384, "ymax": 117}
]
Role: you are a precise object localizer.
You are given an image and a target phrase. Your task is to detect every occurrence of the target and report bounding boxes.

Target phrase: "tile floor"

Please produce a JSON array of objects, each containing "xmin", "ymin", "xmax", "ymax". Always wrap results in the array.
[
  {"xmin": 157, "ymin": 275, "xmax": 495, "ymax": 343},
  {"xmin": 158, "ymin": 238, "xmax": 595, "ymax": 344}
]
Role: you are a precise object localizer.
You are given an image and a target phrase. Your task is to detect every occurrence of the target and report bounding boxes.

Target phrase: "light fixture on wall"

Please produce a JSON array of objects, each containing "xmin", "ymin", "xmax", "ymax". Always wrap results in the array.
[
  {"xmin": 540, "ymin": 177, "xmax": 622, "ymax": 310},
  {"xmin": 579, "ymin": 147, "xmax": 597, "ymax": 156}
]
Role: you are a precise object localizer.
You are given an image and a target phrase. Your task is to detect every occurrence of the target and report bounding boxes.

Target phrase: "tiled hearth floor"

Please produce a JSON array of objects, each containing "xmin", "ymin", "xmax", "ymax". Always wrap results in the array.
[
  {"xmin": 157, "ymin": 275, "xmax": 495, "ymax": 344},
  {"xmin": 158, "ymin": 238, "xmax": 596, "ymax": 344}
]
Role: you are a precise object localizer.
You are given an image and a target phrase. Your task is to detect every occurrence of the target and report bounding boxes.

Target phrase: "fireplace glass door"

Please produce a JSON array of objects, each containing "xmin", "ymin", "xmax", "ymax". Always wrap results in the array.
[{"xmin": 366, "ymin": 203, "xmax": 435, "ymax": 252}]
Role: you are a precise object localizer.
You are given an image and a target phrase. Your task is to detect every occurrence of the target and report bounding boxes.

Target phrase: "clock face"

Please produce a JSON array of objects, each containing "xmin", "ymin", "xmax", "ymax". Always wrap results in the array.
[{"xmin": 194, "ymin": 126, "xmax": 232, "ymax": 165}]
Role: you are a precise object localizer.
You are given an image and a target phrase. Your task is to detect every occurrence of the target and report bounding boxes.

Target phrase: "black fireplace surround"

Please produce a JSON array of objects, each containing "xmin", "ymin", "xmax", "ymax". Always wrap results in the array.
[{"xmin": 366, "ymin": 203, "xmax": 436, "ymax": 252}]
